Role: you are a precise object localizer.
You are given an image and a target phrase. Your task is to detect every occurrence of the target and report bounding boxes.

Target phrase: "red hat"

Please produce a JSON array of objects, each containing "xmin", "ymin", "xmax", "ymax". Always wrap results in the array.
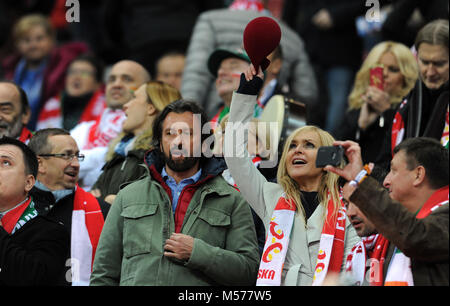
[{"xmin": 243, "ymin": 16, "xmax": 281, "ymax": 71}]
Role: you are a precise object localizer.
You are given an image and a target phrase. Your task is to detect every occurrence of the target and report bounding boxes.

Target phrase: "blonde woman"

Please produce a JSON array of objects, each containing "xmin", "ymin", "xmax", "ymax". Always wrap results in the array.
[
  {"xmin": 224, "ymin": 65, "xmax": 360, "ymax": 286},
  {"xmin": 336, "ymin": 41, "xmax": 418, "ymax": 163},
  {"xmin": 91, "ymin": 81, "xmax": 181, "ymax": 203}
]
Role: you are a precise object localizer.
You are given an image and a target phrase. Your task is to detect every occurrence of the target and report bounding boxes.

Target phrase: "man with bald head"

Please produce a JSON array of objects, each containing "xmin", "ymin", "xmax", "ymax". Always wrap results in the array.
[
  {"xmin": 70, "ymin": 60, "xmax": 151, "ymax": 190},
  {"xmin": 0, "ymin": 81, "xmax": 32, "ymax": 143}
]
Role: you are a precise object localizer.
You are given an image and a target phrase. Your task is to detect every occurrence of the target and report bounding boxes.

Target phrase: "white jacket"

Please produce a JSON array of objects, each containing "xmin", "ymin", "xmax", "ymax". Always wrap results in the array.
[{"xmin": 224, "ymin": 92, "xmax": 360, "ymax": 285}]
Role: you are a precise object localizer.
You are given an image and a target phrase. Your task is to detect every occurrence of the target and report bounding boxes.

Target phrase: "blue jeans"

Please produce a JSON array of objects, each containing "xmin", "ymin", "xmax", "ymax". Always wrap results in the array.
[{"xmin": 324, "ymin": 67, "xmax": 354, "ymax": 134}]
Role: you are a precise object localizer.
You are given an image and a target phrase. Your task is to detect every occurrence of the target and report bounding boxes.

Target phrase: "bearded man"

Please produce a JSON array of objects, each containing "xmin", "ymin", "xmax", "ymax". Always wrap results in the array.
[{"xmin": 90, "ymin": 99, "xmax": 259, "ymax": 286}]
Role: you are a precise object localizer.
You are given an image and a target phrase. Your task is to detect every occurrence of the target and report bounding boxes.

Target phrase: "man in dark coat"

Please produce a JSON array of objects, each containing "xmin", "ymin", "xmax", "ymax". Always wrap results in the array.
[
  {"xmin": 327, "ymin": 137, "xmax": 448, "ymax": 286},
  {"xmin": 28, "ymin": 128, "xmax": 109, "ymax": 286},
  {"xmin": 0, "ymin": 136, "xmax": 69, "ymax": 286}
]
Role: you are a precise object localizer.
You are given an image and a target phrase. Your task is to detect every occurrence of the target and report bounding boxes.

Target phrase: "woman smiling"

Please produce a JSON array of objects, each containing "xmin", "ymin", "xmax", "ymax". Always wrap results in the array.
[{"xmin": 224, "ymin": 65, "xmax": 360, "ymax": 286}]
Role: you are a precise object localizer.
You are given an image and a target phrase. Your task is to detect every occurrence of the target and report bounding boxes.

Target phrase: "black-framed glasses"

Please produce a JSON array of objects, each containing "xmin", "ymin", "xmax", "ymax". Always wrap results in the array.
[{"xmin": 39, "ymin": 153, "xmax": 85, "ymax": 162}]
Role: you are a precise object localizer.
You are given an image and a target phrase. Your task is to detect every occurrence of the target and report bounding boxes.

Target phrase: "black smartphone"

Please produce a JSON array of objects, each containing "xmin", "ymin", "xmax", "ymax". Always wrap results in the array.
[{"xmin": 315, "ymin": 146, "xmax": 344, "ymax": 168}]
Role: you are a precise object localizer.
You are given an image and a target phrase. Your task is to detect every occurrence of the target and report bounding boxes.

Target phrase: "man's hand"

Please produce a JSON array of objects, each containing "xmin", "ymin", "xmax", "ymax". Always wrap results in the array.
[
  {"xmin": 164, "ymin": 233, "xmax": 194, "ymax": 261},
  {"xmin": 324, "ymin": 140, "xmax": 364, "ymax": 181}
]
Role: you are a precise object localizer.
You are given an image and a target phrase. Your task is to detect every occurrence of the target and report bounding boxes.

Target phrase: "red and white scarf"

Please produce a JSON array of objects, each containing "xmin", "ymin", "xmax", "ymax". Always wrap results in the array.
[
  {"xmin": 37, "ymin": 89, "xmax": 106, "ymax": 130},
  {"xmin": 346, "ymin": 186, "xmax": 449, "ymax": 286},
  {"xmin": 72, "ymin": 108, "xmax": 125, "ymax": 150},
  {"xmin": 345, "ymin": 234, "xmax": 389, "ymax": 286},
  {"xmin": 229, "ymin": 0, "xmax": 265, "ymax": 12},
  {"xmin": 0, "ymin": 197, "xmax": 37, "ymax": 235},
  {"xmin": 441, "ymin": 105, "xmax": 449, "ymax": 147},
  {"xmin": 391, "ymin": 99, "xmax": 407, "ymax": 153},
  {"xmin": 392, "ymin": 100, "xmax": 449, "ymax": 152},
  {"xmin": 385, "ymin": 186, "xmax": 449, "ymax": 286},
  {"xmin": 18, "ymin": 127, "xmax": 33, "ymax": 144},
  {"xmin": 257, "ymin": 193, "xmax": 346, "ymax": 286},
  {"xmin": 70, "ymin": 186, "xmax": 105, "ymax": 286}
]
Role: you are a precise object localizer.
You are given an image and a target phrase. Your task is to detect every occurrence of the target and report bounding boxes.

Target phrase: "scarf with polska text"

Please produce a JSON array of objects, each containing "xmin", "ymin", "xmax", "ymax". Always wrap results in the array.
[
  {"xmin": 0, "ymin": 197, "xmax": 37, "ymax": 235},
  {"xmin": 256, "ymin": 192, "xmax": 346, "ymax": 286}
]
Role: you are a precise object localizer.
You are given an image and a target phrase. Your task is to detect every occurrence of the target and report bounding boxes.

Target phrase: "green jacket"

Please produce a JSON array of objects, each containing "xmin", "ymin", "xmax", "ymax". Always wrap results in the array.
[
  {"xmin": 90, "ymin": 151, "xmax": 260, "ymax": 286},
  {"xmin": 92, "ymin": 131, "xmax": 153, "ymax": 201}
]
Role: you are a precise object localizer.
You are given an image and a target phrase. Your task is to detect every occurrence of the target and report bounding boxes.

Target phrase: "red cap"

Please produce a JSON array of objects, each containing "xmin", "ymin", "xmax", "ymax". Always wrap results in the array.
[{"xmin": 243, "ymin": 16, "xmax": 281, "ymax": 71}]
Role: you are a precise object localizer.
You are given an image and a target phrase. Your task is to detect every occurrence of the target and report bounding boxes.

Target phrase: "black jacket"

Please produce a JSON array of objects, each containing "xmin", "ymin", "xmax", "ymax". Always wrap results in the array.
[
  {"xmin": 92, "ymin": 149, "xmax": 148, "ymax": 202},
  {"xmin": 0, "ymin": 214, "xmax": 69, "ymax": 286},
  {"xmin": 29, "ymin": 187, "xmax": 110, "ymax": 286}
]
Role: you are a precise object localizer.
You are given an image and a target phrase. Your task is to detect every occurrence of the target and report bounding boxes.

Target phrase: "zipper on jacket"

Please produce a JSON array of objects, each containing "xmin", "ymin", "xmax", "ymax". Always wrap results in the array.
[{"xmin": 120, "ymin": 159, "xmax": 128, "ymax": 171}]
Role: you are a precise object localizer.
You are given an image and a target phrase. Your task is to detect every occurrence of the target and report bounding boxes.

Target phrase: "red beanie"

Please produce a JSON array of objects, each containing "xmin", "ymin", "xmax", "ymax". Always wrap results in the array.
[{"xmin": 243, "ymin": 16, "xmax": 281, "ymax": 71}]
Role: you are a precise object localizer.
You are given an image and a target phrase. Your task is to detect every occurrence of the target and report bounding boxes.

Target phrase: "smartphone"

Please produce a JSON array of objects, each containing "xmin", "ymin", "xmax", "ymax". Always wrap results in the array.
[
  {"xmin": 370, "ymin": 66, "xmax": 384, "ymax": 90},
  {"xmin": 315, "ymin": 146, "xmax": 344, "ymax": 168}
]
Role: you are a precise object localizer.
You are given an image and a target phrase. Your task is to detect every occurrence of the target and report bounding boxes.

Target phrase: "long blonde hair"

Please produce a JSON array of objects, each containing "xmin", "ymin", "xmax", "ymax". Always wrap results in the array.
[
  {"xmin": 277, "ymin": 126, "xmax": 343, "ymax": 222},
  {"xmin": 348, "ymin": 41, "xmax": 419, "ymax": 110},
  {"xmin": 106, "ymin": 81, "xmax": 181, "ymax": 161}
]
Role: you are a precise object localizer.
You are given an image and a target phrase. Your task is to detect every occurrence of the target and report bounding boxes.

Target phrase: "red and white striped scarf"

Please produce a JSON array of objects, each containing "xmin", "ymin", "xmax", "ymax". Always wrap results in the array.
[
  {"xmin": 82, "ymin": 108, "xmax": 125, "ymax": 150},
  {"xmin": 257, "ymin": 193, "xmax": 346, "ymax": 286},
  {"xmin": 37, "ymin": 89, "xmax": 106, "ymax": 130},
  {"xmin": 18, "ymin": 127, "xmax": 33, "ymax": 144},
  {"xmin": 70, "ymin": 186, "xmax": 105, "ymax": 286},
  {"xmin": 229, "ymin": 0, "xmax": 265, "ymax": 12}
]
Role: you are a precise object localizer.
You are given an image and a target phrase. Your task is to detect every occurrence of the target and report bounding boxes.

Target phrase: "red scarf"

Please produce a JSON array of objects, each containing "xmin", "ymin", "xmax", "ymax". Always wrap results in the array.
[
  {"xmin": 229, "ymin": 0, "xmax": 265, "ymax": 12},
  {"xmin": 37, "ymin": 89, "xmax": 106, "ymax": 130},
  {"xmin": 72, "ymin": 186, "xmax": 104, "ymax": 264},
  {"xmin": 0, "ymin": 197, "xmax": 33, "ymax": 234},
  {"xmin": 71, "ymin": 186, "xmax": 105, "ymax": 285},
  {"xmin": 84, "ymin": 108, "xmax": 125, "ymax": 150},
  {"xmin": 347, "ymin": 186, "xmax": 449, "ymax": 286},
  {"xmin": 257, "ymin": 192, "xmax": 346, "ymax": 286},
  {"xmin": 18, "ymin": 127, "xmax": 33, "ymax": 144}
]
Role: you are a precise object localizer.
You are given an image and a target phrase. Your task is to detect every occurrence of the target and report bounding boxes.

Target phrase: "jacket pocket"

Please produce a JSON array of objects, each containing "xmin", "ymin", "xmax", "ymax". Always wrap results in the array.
[
  {"xmin": 195, "ymin": 208, "xmax": 231, "ymax": 248},
  {"xmin": 121, "ymin": 204, "xmax": 158, "ymax": 258}
]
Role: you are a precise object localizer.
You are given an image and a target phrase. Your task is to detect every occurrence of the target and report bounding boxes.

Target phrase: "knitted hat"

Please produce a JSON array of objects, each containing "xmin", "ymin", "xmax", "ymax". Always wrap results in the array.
[{"xmin": 243, "ymin": 16, "xmax": 281, "ymax": 71}]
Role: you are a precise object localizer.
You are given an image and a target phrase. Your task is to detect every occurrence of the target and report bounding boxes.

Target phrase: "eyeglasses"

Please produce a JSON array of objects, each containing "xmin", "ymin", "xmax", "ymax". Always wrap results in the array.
[{"xmin": 39, "ymin": 153, "xmax": 85, "ymax": 162}]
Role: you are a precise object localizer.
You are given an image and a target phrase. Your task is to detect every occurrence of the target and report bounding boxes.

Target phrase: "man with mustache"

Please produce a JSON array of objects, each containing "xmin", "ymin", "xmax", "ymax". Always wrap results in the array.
[
  {"xmin": 0, "ymin": 81, "xmax": 33, "ymax": 143},
  {"xmin": 70, "ymin": 60, "xmax": 151, "ymax": 190},
  {"xmin": 91, "ymin": 100, "xmax": 259, "ymax": 286},
  {"xmin": 28, "ymin": 128, "xmax": 110, "ymax": 286}
]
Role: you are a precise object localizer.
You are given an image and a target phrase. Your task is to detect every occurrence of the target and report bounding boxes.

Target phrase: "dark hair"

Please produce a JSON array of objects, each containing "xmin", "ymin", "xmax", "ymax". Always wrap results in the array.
[
  {"xmin": 28, "ymin": 128, "xmax": 70, "ymax": 156},
  {"xmin": 415, "ymin": 19, "xmax": 449, "ymax": 51},
  {"xmin": 155, "ymin": 50, "xmax": 185, "ymax": 74},
  {"xmin": 152, "ymin": 99, "xmax": 209, "ymax": 149},
  {"xmin": 68, "ymin": 54, "xmax": 105, "ymax": 83},
  {"xmin": 0, "ymin": 80, "xmax": 30, "ymax": 115},
  {"xmin": 393, "ymin": 137, "xmax": 449, "ymax": 189},
  {"xmin": 0, "ymin": 136, "xmax": 38, "ymax": 178}
]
